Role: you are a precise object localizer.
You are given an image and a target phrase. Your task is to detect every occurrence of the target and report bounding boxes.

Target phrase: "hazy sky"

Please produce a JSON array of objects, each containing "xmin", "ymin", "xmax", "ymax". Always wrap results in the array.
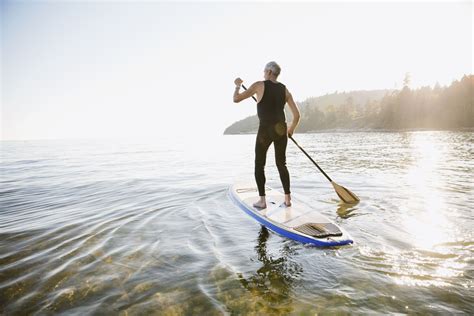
[{"xmin": 2, "ymin": 1, "xmax": 472, "ymax": 140}]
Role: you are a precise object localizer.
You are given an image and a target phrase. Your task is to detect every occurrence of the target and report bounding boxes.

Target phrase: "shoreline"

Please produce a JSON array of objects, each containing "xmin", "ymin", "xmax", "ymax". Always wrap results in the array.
[{"xmin": 223, "ymin": 127, "xmax": 474, "ymax": 135}]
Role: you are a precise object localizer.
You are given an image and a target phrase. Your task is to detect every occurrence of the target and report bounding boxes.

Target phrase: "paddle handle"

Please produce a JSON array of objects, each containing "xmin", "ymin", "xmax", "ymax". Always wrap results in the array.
[{"xmin": 240, "ymin": 84, "xmax": 333, "ymax": 183}]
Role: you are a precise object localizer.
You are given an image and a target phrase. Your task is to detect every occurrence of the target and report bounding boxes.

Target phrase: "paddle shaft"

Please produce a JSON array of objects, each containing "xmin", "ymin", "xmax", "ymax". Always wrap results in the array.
[
  {"xmin": 288, "ymin": 136, "xmax": 333, "ymax": 182},
  {"xmin": 241, "ymin": 84, "xmax": 333, "ymax": 183},
  {"xmin": 242, "ymin": 84, "xmax": 258, "ymax": 102}
]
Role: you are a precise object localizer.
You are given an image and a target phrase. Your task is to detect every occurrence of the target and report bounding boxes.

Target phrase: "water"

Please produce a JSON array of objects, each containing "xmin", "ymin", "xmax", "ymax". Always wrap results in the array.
[{"xmin": 1, "ymin": 131, "xmax": 473, "ymax": 314}]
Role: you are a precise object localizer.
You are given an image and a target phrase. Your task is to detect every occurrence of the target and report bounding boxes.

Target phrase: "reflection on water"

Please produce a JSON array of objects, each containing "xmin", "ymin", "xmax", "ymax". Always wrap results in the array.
[
  {"xmin": 237, "ymin": 227, "xmax": 302, "ymax": 314},
  {"xmin": 403, "ymin": 132, "xmax": 450, "ymax": 249},
  {"xmin": 336, "ymin": 203, "xmax": 359, "ymax": 219},
  {"xmin": 0, "ymin": 131, "xmax": 473, "ymax": 314}
]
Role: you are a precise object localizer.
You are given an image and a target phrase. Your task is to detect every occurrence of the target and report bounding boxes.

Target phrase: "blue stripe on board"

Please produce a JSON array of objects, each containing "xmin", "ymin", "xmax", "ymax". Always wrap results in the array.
[{"xmin": 228, "ymin": 187, "xmax": 353, "ymax": 247}]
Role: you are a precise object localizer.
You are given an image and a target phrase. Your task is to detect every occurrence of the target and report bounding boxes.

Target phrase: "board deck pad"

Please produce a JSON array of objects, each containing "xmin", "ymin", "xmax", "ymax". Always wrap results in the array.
[
  {"xmin": 294, "ymin": 223, "xmax": 342, "ymax": 238},
  {"xmin": 229, "ymin": 183, "xmax": 353, "ymax": 247}
]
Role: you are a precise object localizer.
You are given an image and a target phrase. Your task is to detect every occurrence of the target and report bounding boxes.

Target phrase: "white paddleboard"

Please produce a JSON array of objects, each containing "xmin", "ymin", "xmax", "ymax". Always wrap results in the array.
[{"xmin": 229, "ymin": 183, "xmax": 353, "ymax": 247}]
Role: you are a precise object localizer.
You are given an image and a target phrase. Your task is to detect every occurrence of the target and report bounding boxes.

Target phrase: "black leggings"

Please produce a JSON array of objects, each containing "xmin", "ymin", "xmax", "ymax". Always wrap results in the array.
[{"xmin": 255, "ymin": 122, "xmax": 291, "ymax": 196}]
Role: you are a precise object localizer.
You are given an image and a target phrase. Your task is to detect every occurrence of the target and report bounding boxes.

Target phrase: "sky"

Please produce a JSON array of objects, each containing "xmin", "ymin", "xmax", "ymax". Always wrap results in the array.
[{"xmin": 1, "ymin": 0, "xmax": 472, "ymax": 140}]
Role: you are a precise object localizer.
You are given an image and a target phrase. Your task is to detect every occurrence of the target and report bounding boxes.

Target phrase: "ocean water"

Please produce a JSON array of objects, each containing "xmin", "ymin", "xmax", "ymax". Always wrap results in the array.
[{"xmin": 1, "ymin": 131, "xmax": 473, "ymax": 314}]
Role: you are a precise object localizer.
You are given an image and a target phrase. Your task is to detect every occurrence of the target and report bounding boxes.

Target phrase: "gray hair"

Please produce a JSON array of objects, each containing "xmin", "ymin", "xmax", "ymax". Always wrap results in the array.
[{"xmin": 264, "ymin": 61, "xmax": 281, "ymax": 77}]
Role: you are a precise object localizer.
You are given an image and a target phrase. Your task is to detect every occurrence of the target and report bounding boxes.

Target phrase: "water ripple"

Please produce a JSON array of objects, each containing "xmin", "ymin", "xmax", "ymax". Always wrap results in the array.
[{"xmin": 1, "ymin": 132, "xmax": 473, "ymax": 314}]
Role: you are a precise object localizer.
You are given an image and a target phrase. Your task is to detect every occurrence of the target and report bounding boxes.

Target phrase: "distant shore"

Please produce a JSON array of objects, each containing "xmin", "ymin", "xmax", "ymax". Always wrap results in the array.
[
  {"xmin": 225, "ymin": 75, "xmax": 473, "ymax": 136},
  {"xmin": 224, "ymin": 127, "xmax": 474, "ymax": 135}
]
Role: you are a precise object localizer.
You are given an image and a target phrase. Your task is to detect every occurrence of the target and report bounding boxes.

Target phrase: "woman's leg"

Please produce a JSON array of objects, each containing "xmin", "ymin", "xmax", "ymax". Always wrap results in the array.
[
  {"xmin": 255, "ymin": 126, "xmax": 272, "ymax": 198},
  {"xmin": 274, "ymin": 132, "xmax": 291, "ymax": 198}
]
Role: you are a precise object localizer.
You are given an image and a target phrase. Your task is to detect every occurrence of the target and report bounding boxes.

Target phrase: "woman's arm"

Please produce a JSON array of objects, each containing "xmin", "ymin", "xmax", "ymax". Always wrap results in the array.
[
  {"xmin": 233, "ymin": 78, "xmax": 260, "ymax": 103},
  {"xmin": 285, "ymin": 88, "xmax": 300, "ymax": 136}
]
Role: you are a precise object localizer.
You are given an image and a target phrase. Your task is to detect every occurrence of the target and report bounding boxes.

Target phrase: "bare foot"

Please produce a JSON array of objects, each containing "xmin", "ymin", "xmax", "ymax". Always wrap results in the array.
[
  {"xmin": 284, "ymin": 201, "xmax": 292, "ymax": 207},
  {"xmin": 284, "ymin": 194, "xmax": 291, "ymax": 207},
  {"xmin": 253, "ymin": 200, "xmax": 267, "ymax": 209}
]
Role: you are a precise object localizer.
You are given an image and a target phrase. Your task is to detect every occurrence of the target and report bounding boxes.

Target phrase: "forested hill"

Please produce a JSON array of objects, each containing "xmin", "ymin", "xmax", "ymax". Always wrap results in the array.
[{"xmin": 224, "ymin": 74, "xmax": 473, "ymax": 134}]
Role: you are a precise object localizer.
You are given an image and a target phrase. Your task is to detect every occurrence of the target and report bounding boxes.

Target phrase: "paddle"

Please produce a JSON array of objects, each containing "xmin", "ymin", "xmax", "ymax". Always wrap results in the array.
[{"xmin": 241, "ymin": 84, "xmax": 360, "ymax": 204}]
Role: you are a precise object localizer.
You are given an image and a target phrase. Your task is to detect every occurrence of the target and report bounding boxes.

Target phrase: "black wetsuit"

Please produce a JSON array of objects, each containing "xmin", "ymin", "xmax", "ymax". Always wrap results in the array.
[{"xmin": 255, "ymin": 80, "xmax": 290, "ymax": 196}]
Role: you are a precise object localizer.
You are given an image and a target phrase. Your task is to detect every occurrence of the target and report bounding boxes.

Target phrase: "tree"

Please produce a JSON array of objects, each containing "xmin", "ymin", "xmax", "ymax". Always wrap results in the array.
[{"xmin": 403, "ymin": 72, "xmax": 411, "ymax": 89}]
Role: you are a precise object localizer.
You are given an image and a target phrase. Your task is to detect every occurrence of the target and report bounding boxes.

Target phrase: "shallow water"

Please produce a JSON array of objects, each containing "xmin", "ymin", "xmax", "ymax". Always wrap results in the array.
[{"xmin": 1, "ymin": 131, "xmax": 473, "ymax": 314}]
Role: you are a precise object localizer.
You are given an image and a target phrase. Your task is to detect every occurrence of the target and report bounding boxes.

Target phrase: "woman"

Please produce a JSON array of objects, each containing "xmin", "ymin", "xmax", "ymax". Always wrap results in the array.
[{"xmin": 233, "ymin": 61, "xmax": 300, "ymax": 208}]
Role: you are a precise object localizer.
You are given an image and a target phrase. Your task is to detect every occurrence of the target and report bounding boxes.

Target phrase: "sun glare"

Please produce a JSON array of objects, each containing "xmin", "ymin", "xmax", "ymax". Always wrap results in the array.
[{"xmin": 403, "ymin": 132, "xmax": 452, "ymax": 250}]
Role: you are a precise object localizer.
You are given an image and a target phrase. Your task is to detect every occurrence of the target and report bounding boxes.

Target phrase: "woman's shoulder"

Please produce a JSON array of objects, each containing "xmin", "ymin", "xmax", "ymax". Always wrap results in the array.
[{"xmin": 266, "ymin": 80, "xmax": 285, "ymax": 86}]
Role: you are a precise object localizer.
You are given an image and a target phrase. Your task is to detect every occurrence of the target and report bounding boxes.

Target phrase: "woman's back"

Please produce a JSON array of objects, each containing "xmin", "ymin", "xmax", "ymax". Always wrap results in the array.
[{"xmin": 257, "ymin": 80, "xmax": 287, "ymax": 126}]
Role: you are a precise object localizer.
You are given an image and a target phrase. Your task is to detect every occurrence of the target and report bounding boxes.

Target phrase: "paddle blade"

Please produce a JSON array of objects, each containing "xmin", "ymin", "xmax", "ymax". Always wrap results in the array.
[{"xmin": 331, "ymin": 181, "xmax": 360, "ymax": 204}]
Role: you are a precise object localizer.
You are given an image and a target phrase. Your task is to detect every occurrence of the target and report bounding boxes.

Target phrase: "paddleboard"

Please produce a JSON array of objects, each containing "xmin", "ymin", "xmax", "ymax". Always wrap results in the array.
[{"xmin": 229, "ymin": 183, "xmax": 353, "ymax": 247}]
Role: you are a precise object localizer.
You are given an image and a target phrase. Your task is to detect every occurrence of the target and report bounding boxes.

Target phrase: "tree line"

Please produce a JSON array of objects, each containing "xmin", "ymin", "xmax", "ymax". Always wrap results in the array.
[{"xmin": 224, "ymin": 74, "xmax": 473, "ymax": 134}]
